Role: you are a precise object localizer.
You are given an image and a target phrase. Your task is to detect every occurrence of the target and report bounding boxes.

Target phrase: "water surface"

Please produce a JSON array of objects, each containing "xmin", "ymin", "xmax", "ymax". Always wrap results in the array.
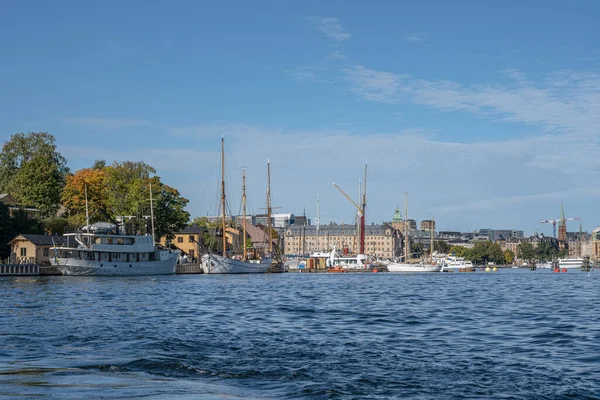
[{"xmin": 1, "ymin": 270, "xmax": 600, "ymax": 399}]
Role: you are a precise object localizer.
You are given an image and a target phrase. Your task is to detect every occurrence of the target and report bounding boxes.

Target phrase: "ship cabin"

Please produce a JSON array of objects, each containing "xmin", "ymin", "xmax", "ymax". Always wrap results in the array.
[{"xmin": 56, "ymin": 232, "xmax": 161, "ymax": 263}]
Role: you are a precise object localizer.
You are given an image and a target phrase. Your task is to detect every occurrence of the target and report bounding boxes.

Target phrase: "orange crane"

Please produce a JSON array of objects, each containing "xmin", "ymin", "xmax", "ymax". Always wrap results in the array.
[{"xmin": 541, "ymin": 217, "xmax": 580, "ymax": 238}]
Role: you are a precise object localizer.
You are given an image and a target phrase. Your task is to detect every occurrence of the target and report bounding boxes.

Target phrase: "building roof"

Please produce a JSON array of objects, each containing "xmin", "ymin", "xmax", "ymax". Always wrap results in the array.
[{"xmin": 8, "ymin": 234, "xmax": 67, "ymax": 246}]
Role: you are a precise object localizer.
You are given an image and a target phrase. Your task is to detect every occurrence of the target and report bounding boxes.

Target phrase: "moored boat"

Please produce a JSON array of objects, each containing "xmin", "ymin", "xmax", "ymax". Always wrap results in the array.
[{"xmin": 51, "ymin": 222, "xmax": 178, "ymax": 276}]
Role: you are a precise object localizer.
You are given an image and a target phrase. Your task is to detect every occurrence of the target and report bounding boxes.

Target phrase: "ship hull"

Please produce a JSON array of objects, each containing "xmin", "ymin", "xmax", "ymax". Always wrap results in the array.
[
  {"xmin": 202, "ymin": 254, "xmax": 272, "ymax": 274},
  {"xmin": 51, "ymin": 253, "xmax": 178, "ymax": 276},
  {"xmin": 387, "ymin": 263, "xmax": 441, "ymax": 272}
]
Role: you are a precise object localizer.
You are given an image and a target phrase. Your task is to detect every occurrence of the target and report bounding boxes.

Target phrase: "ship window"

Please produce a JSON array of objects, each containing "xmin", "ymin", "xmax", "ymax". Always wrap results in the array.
[
  {"xmin": 100, "ymin": 263, "xmax": 103, "ymax": 267},
  {"xmin": 129, "ymin": 264, "xmax": 132, "ymax": 268}
]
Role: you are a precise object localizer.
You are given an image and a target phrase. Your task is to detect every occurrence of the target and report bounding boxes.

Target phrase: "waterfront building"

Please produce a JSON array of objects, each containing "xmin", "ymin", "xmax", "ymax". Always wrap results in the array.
[
  {"xmin": 473, "ymin": 228, "xmax": 524, "ymax": 241},
  {"xmin": 420, "ymin": 220, "xmax": 436, "ymax": 232},
  {"xmin": 592, "ymin": 226, "xmax": 600, "ymax": 260},
  {"xmin": 284, "ymin": 223, "xmax": 401, "ymax": 259},
  {"xmin": 159, "ymin": 225, "xmax": 205, "ymax": 262},
  {"xmin": 255, "ymin": 213, "xmax": 295, "ymax": 228},
  {"xmin": 0, "ymin": 194, "xmax": 41, "ymax": 218},
  {"xmin": 7, "ymin": 234, "xmax": 66, "ymax": 265}
]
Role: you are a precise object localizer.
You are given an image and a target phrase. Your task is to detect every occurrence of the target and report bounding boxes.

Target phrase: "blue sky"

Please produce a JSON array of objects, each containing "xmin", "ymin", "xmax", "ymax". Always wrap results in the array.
[{"xmin": 1, "ymin": 0, "xmax": 599, "ymax": 235}]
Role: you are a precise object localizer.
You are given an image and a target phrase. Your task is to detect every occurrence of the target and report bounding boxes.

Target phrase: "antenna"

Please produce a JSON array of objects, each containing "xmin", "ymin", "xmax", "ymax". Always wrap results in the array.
[{"xmin": 149, "ymin": 181, "xmax": 155, "ymax": 244}]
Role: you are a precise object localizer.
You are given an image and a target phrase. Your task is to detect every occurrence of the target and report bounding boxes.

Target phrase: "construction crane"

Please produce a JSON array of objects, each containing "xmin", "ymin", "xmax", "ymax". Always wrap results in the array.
[
  {"xmin": 333, "ymin": 182, "xmax": 365, "ymax": 254},
  {"xmin": 541, "ymin": 217, "xmax": 580, "ymax": 238}
]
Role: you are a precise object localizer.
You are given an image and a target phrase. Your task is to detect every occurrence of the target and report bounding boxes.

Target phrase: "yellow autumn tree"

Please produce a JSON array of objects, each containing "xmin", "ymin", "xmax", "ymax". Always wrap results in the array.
[{"xmin": 61, "ymin": 168, "xmax": 109, "ymax": 226}]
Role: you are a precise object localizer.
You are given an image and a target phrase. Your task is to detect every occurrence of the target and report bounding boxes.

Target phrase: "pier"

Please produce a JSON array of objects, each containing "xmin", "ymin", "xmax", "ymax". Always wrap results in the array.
[{"xmin": 0, "ymin": 264, "xmax": 39, "ymax": 276}]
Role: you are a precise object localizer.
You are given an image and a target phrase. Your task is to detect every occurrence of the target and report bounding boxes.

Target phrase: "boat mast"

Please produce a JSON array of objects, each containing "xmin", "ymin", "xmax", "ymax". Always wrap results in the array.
[
  {"xmin": 316, "ymin": 194, "xmax": 320, "ymax": 252},
  {"xmin": 221, "ymin": 136, "xmax": 227, "ymax": 257},
  {"xmin": 360, "ymin": 161, "xmax": 367, "ymax": 254},
  {"xmin": 149, "ymin": 181, "xmax": 155, "ymax": 244},
  {"xmin": 267, "ymin": 159, "xmax": 273, "ymax": 256},
  {"xmin": 430, "ymin": 216, "xmax": 434, "ymax": 264},
  {"xmin": 242, "ymin": 168, "xmax": 247, "ymax": 260},
  {"xmin": 404, "ymin": 193, "xmax": 409, "ymax": 262}
]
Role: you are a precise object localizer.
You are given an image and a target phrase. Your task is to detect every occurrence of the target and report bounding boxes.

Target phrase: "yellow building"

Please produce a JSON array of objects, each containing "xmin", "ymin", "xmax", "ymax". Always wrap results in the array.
[
  {"xmin": 160, "ymin": 225, "xmax": 205, "ymax": 262},
  {"xmin": 7, "ymin": 234, "xmax": 66, "ymax": 266},
  {"xmin": 284, "ymin": 223, "xmax": 400, "ymax": 259}
]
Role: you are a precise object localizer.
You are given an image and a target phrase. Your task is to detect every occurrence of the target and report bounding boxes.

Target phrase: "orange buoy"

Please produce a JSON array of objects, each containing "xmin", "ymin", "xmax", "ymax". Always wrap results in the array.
[
  {"xmin": 562, "ymin": 268, "xmax": 567, "ymax": 272},
  {"xmin": 372, "ymin": 269, "xmax": 378, "ymax": 273},
  {"xmin": 553, "ymin": 269, "xmax": 560, "ymax": 273}
]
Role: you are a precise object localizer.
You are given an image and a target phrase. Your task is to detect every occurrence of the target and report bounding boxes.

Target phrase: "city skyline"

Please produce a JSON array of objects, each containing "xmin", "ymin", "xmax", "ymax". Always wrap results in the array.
[{"xmin": 1, "ymin": 1, "xmax": 599, "ymax": 235}]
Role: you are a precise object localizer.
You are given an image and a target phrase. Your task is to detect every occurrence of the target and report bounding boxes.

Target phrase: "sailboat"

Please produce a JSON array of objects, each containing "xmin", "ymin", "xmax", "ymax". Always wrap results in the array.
[
  {"xmin": 201, "ymin": 137, "xmax": 272, "ymax": 274},
  {"xmin": 387, "ymin": 194, "xmax": 441, "ymax": 273}
]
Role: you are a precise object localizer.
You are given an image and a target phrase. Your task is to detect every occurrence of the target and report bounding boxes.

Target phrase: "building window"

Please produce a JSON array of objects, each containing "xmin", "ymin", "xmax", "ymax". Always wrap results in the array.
[
  {"xmin": 189, "ymin": 250, "xmax": 195, "ymax": 258},
  {"xmin": 189, "ymin": 235, "xmax": 195, "ymax": 242},
  {"xmin": 43, "ymin": 248, "xmax": 49, "ymax": 257},
  {"xmin": 177, "ymin": 236, "xmax": 183, "ymax": 243},
  {"xmin": 20, "ymin": 248, "xmax": 27, "ymax": 257}
]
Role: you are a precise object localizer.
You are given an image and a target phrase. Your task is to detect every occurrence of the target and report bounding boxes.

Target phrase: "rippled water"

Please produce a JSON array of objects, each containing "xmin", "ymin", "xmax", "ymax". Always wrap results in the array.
[{"xmin": 2, "ymin": 270, "xmax": 600, "ymax": 399}]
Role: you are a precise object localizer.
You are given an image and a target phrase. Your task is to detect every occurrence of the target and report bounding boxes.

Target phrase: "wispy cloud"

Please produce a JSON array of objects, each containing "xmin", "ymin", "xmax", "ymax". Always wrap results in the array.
[
  {"xmin": 308, "ymin": 17, "xmax": 351, "ymax": 41},
  {"xmin": 344, "ymin": 65, "xmax": 600, "ymax": 136},
  {"xmin": 405, "ymin": 32, "xmax": 428, "ymax": 42},
  {"xmin": 62, "ymin": 117, "xmax": 149, "ymax": 129}
]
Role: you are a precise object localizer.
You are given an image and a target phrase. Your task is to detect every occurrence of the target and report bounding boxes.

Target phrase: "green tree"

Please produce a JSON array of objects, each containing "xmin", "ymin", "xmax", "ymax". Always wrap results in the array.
[
  {"xmin": 449, "ymin": 245, "xmax": 469, "ymax": 258},
  {"xmin": 434, "ymin": 240, "xmax": 451, "ymax": 254},
  {"xmin": 44, "ymin": 216, "xmax": 71, "ymax": 235},
  {"xmin": 0, "ymin": 203, "xmax": 11, "ymax": 260},
  {"xmin": 0, "ymin": 132, "xmax": 69, "ymax": 216},
  {"xmin": 485, "ymin": 242, "xmax": 505, "ymax": 264},
  {"xmin": 516, "ymin": 242, "xmax": 536, "ymax": 261},
  {"xmin": 535, "ymin": 241, "xmax": 558, "ymax": 261},
  {"xmin": 152, "ymin": 182, "xmax": 190, "ymax": 241},
  {"xmin": 504, "ymin": 249, "xmax": 515, "ymax": 265},
  {"xmin": 468, "ymin": 241, "xmax": 492, "ymax": 265}
]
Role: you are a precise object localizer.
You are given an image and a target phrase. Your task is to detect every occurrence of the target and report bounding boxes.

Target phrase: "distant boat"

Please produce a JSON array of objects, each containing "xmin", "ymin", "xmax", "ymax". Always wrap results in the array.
[
  {"xmin": 558, "ymin": 258, "xmax": 584, "ymax": 269},
  {"xmin": 201, "ymin": 137, "xmax": 272, "ymax": 274},
  {"xmin": 441, "ymin": 256, "xmax": 474, "ymax": 272},
  {"xmin": 387, "ymin": 261, "xmax": 441, "ymax": 273},
  {"xmin": 325, "ymin": 247, "xmax": 371, "ymax": 270}
]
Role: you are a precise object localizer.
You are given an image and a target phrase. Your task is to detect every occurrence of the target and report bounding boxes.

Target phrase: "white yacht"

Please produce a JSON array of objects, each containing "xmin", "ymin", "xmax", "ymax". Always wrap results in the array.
[
  {"xmin": 325, "ymin": 248, "xmax": 371, "ymax": 270},
  {"xmin": 51, "ymin": 222, "xmax": 178, "ymax": 276},
  {"xmin": 558, "ymin": 258, "xmax": 584, "ymax": 269},
  {"xmin": 201, "ymin": 254, "xmax": 272, "ymax": 274},
  {"xmin": 441, "ymin": 256, "xmax": 473, "ymax": 272},
  {"xmin": 387, "ymin": 261, "xmax": 441, "ymax": 273}
]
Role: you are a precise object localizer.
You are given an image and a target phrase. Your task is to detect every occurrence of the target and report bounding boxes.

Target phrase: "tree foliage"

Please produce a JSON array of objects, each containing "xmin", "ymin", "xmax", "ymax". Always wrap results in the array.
[
  {"xmin": 62, "ymin": 161, "xmax": 190, "ymax": 241},
  {"xmin": 516, "ymin": 242, "xmax": 536, "ymax": 261},
  {"xmin": 449, "ymin": 245, "xmax": 469, "ymax": 258},
  {"xmin": 0, "ymin": 204, "xmax": 44, "ymax": 260},
  {"xmin": 504, "ymin": 249, "xmax": 515, "ymax": 265},
  {"xmin": 434, "ymin": 240, "xmax": 451, "ymax": 254},
  {"xmin": 0, "ymin": 132, "xmax": 69, "ymax": 216}
]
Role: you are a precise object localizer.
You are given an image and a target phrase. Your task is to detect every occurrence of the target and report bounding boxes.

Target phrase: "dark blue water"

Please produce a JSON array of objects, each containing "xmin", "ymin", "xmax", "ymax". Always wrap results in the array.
[{"xmin": 2, "ymin": 270, "xmax": 600, "ymax": 399}]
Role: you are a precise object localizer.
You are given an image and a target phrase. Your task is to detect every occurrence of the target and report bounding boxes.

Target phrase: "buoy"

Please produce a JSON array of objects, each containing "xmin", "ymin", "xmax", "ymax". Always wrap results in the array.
[
  {"xmin": 493, "ymin": 267, "xmax": 498, "ymax": 272},
  {"xmin": 553, "ymin": 269, "xmax": 560, "ymax": 273},
  {"xmin": 562, "ymin": 268, "xmax": 567, "ymax": 272},
  {"xmin": 372, "ymin": 269, "xmax": 378, "ymax": 273},
  {"xmin": 485, "ymin": 267, "xmax": 491, "ymax": 272}
]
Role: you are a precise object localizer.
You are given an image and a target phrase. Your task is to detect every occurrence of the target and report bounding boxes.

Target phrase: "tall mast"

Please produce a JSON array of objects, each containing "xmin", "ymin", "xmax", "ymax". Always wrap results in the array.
[
  {"xmin": 404, "ymin": 193, "xmax": 409, "ymax": 262},
  {"xmin": 267, "ymin": 159, "xmax": 273, "ymax": 255},
  {"xmin": 242, "ymin": 168, "xmax": 247, "ymax": 260},
  {"xmin": 360, "ymin": 161, "xmax": 367, "ymax": 254},
  {"xmin": 84, "ymin": 183, "xmax": 90, "ymax": 230},
  {"xmin": 221, "ymin": 136, "xmax": 227, "ymax": 257},
  {"xmin": 316, "ymin": 194, "xmax": 320, "ymax": 251},
  {"xmin": 149, "ymin": 181, "xmax": 155, "ymax": 244},
  {"xmin": 430, "ymin": 216, "xmax": 434, "ymax": 264},
  {"xmin": 302, "ymin": 207, "xmax": 306, "ymax": 255}
]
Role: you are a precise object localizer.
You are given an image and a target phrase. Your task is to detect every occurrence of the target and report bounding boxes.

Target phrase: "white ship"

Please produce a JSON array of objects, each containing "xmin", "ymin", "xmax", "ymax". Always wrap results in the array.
[
  {"xmin": 201, "ymin": 137, "xmax": 276, "ymax": 274},
  {"xmin": 201, "ymin": 253, "xmax": 271, "ymax": 274},
  {"xmin": 558, "ymin": 258, "xmax": 584, "ymax": 269},
  {"xmin": 441, "ymin": 256, "xmax": 474, "ymax": 272},
  {"xmin": 325, "ymin": 248, "xmax": 371, "ymax": 269},
  {"xmin": 50, "ymin": 222, "xmax": 178, "ymax": 276},
  {"xmin": 387, "ymin": 262, "xmax": 442, "ymax": 272}
]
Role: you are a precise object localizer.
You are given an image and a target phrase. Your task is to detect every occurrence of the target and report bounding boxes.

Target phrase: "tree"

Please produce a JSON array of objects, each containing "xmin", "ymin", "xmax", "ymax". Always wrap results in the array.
[
  {"xmin": 468, "ymin": 241, "xmax": 492, "ymax": 265},
  {"xmin": 61, "ymin": 168, "xmax": 109, "ymax": 226},
  {"xmin": 516, "ymin": 242, "xmax": 535, "ymax": 261},
  {"xmin": 485, "ymin": 242, "xmax": 505, "ymax": 264},
  {"xmin": 449, "ymin": 245, "xmax": 469, "ymax": 258},
  {"xmin": 434, "ymin": 240, "xmax": 451, "ymax": 254},
  {"xmin": 44, "ymin": 216, "xmax": 71, "ymax": 235},
  {"xmin": 0, "ymin": 132, "xmax": 69, "ymax": 216},
  {"xmin": 152, "ymin": 181, "xmax": 190, "ymax": 241},
  {"xmin": 504, "ymin": 249, "xmax": 515, "ymax": 265},
  {"xmin": 0, "ymin": 203, "xmax": 11, "ymax": 260}
]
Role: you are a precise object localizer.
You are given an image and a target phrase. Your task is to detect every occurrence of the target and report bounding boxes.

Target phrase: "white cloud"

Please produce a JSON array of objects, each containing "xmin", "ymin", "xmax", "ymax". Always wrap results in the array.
[
  {"xmin": 344, "ymin": 65, "xmax": 600, "ymax": 137},
  {"xmin": 62, "ymin": 118, "xmax": 149, "ymax": 129},
  {"xmin": 308, "ymin": 17, "xmax": 351, "ymax": 41},
  {"xmin": 405, "ymin": 32, "xmax": 428, "ymax": 42}
]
